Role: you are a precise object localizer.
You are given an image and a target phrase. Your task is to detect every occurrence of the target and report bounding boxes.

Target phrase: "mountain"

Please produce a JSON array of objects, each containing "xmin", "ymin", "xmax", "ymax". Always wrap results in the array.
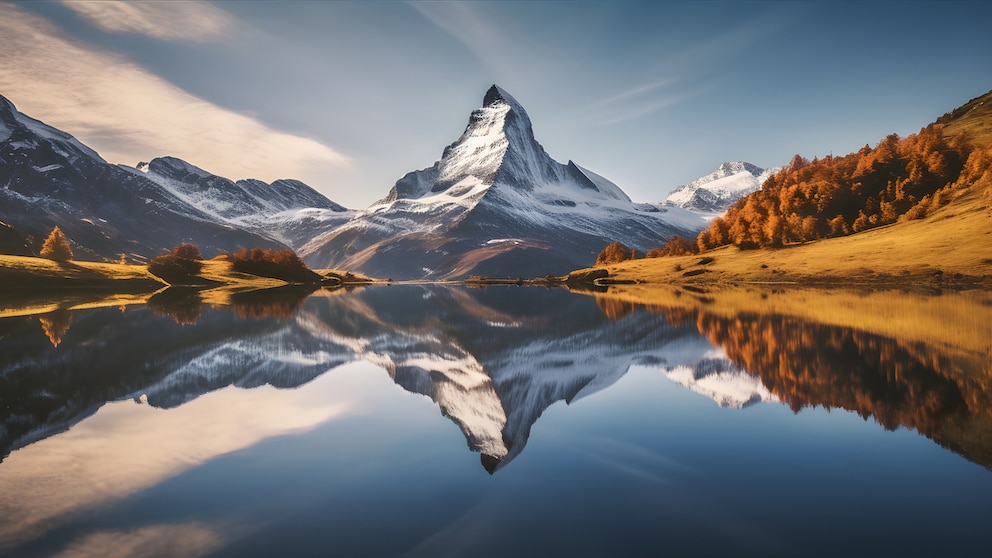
[
  {"xmin": 663, "ymin": 161, "xmax": 779, "ymax": 216},
  {"xmin": 0, "ymin": 93, "xmax": 343, "ymax": 260},
  {"xmin": 133, "ymin": 156, "xmax": 354, "ymax": 250},
  {"xmin": 301, "ymin": 85, "xmax": 705, "ymax": 279}
]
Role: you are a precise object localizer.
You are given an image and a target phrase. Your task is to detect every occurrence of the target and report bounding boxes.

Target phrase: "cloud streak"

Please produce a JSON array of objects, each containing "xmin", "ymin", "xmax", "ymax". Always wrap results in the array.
[
  {"xmin": 0, "ymin": 4, "xmax": 348, "ymax": 187},
  {"xmin": 579, "ymin": 78, "xmax": 688, "ymax": 125},
  {"xmin": 62, "ymin": 0, "xmax": 234, "ymax": 42},
  {"xmin": 409, "ymin": 2, "xmax": 513, "ymax": 78}
]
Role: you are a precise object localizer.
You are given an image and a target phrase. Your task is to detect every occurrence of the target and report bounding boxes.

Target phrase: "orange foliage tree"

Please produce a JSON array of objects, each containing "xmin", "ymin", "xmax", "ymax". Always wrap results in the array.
[
  {"xmin": 39, "ymin": 226, "xmax": 73, "ymax": 261},
  {"xmin": 171, "ymin": 243, "xmax": 203, "ymax": 260},
  {"xmin": 596, "ymin": 241, "xmax": 635, "ymax": 265}
]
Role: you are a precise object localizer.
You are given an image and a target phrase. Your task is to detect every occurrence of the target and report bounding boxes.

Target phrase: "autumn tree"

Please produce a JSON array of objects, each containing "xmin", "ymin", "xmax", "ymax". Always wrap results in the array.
[
  {"xmin": 596, "ymin": 241, "xmax": 634, "ymax": 265},
  {"xmin": 148, "ymin": 243, "xmax": 206, "ymax": 284},
  {"xmin": 171, "ymin": 243, "xmax": 203, "ymax": 261},
  {"xmin": 38, "ymin": 309, "xmax": 72, "ymax": 347},
  {"xmin": 39, "ymin": 226, "xmax": 73, "ymax": 261}
]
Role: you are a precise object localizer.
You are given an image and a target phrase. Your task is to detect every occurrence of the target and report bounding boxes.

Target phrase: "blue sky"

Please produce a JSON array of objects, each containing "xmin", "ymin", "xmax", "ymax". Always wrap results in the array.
[{"xmin": 1, "ymin": 1, "xmax": 990, "ymax": 208}]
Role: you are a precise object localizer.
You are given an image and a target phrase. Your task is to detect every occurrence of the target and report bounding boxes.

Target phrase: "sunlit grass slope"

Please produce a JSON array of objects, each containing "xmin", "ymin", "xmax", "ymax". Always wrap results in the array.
[
  {"xmin": 940, "ymin": 90, "xmax": 992, "ymax": 147},
  {"xmin": 593, "ymin": 177, "xmax": 992, "ymax": 288}
]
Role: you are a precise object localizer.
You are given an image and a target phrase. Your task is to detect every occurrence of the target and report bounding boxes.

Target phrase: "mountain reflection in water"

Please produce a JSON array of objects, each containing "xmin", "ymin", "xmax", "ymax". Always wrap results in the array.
[
  {"xmin": 0, "ymin": 286, "xmax": 699, "ymax": 471},
  {"xmin": 3, "ymin": 285, "xmax": 991, "ymax": 472},
  {"xmin": 2, "ymin": 284, "xmax": 992, "ymax": 556}
]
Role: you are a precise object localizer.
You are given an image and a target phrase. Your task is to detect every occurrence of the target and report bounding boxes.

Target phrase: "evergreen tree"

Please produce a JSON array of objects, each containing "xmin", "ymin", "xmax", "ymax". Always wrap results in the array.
[{"xmin": 40, "ymin": 226, "xmax": 73, "ymax": 261}]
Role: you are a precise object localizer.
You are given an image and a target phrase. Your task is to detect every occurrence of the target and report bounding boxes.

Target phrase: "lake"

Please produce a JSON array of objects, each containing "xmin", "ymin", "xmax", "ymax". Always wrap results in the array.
[{"xmin": 2, "ymin": 284, "xmax": 991, "ymax": 557}]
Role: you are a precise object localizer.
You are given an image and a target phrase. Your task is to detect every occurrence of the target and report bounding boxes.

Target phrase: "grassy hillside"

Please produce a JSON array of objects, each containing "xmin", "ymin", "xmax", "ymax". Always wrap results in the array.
[
  {"xmin": 588, "ymin": 170, "xmax": 991, "ymax": 288},
  {"xmin": 0, "ymin": 255, "xmax": 165, "ymax": 290},
  {"xmin": 939, "ymin": 90, "xmax": 992, "ymax": 147}
]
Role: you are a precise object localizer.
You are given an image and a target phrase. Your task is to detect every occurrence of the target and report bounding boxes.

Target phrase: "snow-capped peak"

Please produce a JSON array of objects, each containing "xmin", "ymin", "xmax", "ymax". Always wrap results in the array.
[
  {"xmin": 383, "ymin": 85, "xmax": 631, "ymax": 207},
  {"xmin": 664, "ymin": 161, "xmax": 780, "ymax": 216}
]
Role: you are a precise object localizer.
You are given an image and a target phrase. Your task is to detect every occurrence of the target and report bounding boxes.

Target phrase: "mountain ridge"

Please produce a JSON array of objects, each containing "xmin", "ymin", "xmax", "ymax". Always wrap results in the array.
[
  {"xmin": 0, "ymin": 90, "xmax": 365, "ymax": 259},
  {"xmin": 0, "ymin": 93, "xmax": 301, "ymax": 260}
]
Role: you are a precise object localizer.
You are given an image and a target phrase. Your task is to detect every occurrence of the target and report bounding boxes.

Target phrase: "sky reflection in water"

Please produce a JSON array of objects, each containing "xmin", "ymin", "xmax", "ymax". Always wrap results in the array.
[{"xmin": 1, "ymin": 285, "xmax": 990, "ymax": 557}]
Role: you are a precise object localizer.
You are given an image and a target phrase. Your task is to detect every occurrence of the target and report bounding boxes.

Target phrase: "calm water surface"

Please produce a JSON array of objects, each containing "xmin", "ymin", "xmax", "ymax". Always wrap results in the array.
[{"xmin": 1, "ymin": 285, "xmax": 990, "ymax": 557}]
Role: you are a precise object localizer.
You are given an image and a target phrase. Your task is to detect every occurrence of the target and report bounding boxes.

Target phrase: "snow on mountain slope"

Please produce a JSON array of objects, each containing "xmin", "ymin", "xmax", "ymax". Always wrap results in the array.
[
  {"xmin": 302, "ymin": 85, "xmax": 706, "ymax": 279},
  {"xmin": 131, "ymin": 156, "xmax": 354, "ymax": 249},
  {"xmin": 664, "ymin": 161, "xmax": 780, "ymax": 217}
]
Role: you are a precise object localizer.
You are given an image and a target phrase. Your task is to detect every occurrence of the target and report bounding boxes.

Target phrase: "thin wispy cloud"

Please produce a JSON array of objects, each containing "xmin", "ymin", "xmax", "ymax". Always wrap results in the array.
[
  {"xmin": 581, "ymin": 79, "xmax": 687, "ymax": 125},
  {"xmin": 408, "ymin": 2, "xmax": 518, "ymax": 82},
  {"xmin": 62, "ymin": 0, "xmax": 234, "ymax": 42},
  {"xmin": 580, "ymin": 11, "xmax": 786, "ymax": 127},
  {"xmin": 0, "ymin": 4, "xmax": 348, "ymax": 187},
  {"xmin": 587, "ymin": 79, "xmax": 676, "ymax": 110}
]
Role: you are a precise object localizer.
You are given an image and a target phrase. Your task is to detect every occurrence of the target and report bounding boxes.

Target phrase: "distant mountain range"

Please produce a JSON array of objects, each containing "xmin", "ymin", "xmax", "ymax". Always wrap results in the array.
[
  {"xmin": 1, "ymin": 86, "xmax": 708, "ymax": 278},
  {"xmin": 0, "ymin": 95, "xmax": 293, "ymax": 260}
]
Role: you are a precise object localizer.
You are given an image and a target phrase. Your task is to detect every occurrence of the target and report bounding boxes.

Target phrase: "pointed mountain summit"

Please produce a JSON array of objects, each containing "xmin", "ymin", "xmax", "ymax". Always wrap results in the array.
[
  {"xmin": 302, "ymin": 85, "xmax": 703, "ymax": 279},
  {"xmin": 385, "ymin": 85, "xmax": 628, "ymax": 204}
]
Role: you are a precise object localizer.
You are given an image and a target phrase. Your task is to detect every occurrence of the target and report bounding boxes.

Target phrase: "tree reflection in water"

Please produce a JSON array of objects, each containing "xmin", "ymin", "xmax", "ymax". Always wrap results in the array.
[{"xmin": 594, "ymin": 291, "xmax": 992, "ymax": 470}]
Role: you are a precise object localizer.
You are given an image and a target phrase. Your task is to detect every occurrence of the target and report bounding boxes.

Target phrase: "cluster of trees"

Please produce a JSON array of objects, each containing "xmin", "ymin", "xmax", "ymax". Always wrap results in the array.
[
  {"xmin": 597, "ymin": 235, "xmax": 701, "ymax": 266},
  {"xmin": 698, "ymin": 124, "xmax": 980, "ymax": 250},
  {"xmin": 227, "ymin": 247, "xmax": 321, "ymax": 284},
  {"xmin": 646, "ymin": 235, "xmax": 698, "ymax": 258},
  {"xmin": 595, "ymin": 235, "xmax": 700, "ymax": 266}
]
